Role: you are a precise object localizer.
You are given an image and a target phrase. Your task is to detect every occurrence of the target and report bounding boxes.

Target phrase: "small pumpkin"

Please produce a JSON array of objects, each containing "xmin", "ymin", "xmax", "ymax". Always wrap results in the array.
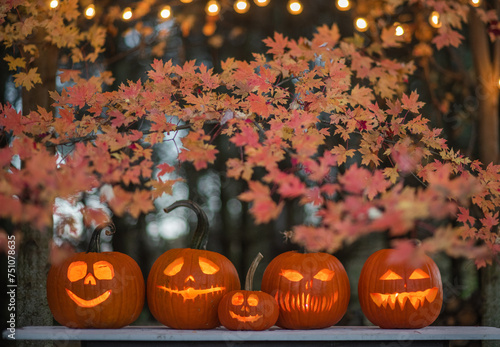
[
  {"xmin": 358, "ymin": 248, "xmax": 443, "ymax": 328},
  {"xmin": 46, "ymin": 223, "xmax": 145, "ymax": 328},
  {"xmin": 147, "ymin": 200, "xmax": 240, "ymax": 329},
  {"xmin": 261, "ymin": 251, "xmax": 350, "ymax": 329},
  {"xmin": 218, "ymin": 253, "xmax": 279, "ymax": 331}
]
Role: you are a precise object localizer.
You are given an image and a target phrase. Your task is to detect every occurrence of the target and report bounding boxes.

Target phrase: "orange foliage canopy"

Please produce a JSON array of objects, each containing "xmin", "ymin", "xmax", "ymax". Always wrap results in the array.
[{"xmin": 1, "ymin": 1, "xmax": 499, "ymax": 267}]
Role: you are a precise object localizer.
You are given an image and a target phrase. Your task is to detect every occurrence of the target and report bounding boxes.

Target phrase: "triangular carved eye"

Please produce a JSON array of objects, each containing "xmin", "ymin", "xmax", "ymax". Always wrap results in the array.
[
  {"xmin": 409, "ymin": 269, "xmax": 430, "ymax": 279},
  {"xmin": 280, "ymin": 269, "xmax": 303, "ymax": 282},
  {"xmin": 313, "ymin": 269, "xmax": 335, "ymax": 281},
  {"xmin": 164, "ymin": 257, "xmax": 184, "ymax": 276},
  {"xmin": 379, "ymin": 270, "xmax": 403, "ymax": 280},
  {"xmin": 199, "ymin": 257, "xmax": 220, "ymax": 274}
]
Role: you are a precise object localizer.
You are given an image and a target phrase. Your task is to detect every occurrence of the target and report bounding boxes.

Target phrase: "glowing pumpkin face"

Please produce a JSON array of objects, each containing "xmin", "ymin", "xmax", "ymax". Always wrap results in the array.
[
  {"xmin": 147, "ymin": 248, "xmax": 240, "ymax": 329},
  {"xmin": 358, "ymin": 249, "xmax": 443, "ymax": 329},
  {"xmin": 261, "ymin": 251, "xmax": 350, "ymax": 329},
  {"xmin": 218, "ymin": 290, "xmax": 279, "ymax": 330},
  {"xmin": 47, "ymin": 252, "xmax": 145, "ymax": 329}
]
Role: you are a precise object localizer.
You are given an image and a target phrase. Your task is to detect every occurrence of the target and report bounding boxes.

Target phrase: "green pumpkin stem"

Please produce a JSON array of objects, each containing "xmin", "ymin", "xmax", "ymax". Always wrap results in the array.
[
  {"xmin": 245, "ymin": 252, "xmax": 264, "ymax": 291},
  {"xmin": 164, "ymin": 200, "xmax": 209, "ymax": 250},
  {"xmin": 86, "ymin": 222, "xmax": 116, "ymax": 253}
]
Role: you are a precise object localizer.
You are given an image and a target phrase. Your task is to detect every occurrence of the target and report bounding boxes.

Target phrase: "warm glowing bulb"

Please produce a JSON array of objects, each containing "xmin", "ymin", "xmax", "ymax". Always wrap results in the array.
[
  {"xmin": 254, "ymin": 0, "xmax": 270, "ymax": 6},
  {"xmin": 160, "ymin": 5, "xmax": 172, "ymax": 19},
  {"xmin": 122, "ymin": 7, "xmax": 133, "ymax": 20},
  {"xmin": 206, "ymin": 0, "xmax": 220, "ymax": 16},
  {"xmin": 84, "ymin": 4, "xmax": 96, "ymax": 19},
  {"xmin": 429, "ymin": 11, "xmax": 441, "ymax": 28},
  {"xmin": 469, "ymin": 0, "xmax": 481, "ymax": 7},
  {"xmin": 336, "ymin": 0, "xmax": 351, "ymax": 11},
  {"xmin": 180, "ymin": 0, "xmax": 193, "ymax": 3},
  {"xmin": 287, "ymin": 0, "xmax": 302, "ymax": 15},
  {"xmin": 234, "ymin": 0, "xmax": 250, "ymax": 14},
  {"xmin": 49, "ymin": 0, "xmax": 58, "ymax": 9},
  {"xmin": 355, "ymin": 17, "xmax": 368, "ymax": 32},
  {"xmin": 394, "ymin": 23, "xmax": 404, "ymax": 36}
]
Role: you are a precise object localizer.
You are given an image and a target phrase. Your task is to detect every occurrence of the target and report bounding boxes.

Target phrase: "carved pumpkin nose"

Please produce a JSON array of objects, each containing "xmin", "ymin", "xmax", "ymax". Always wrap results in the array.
[
  {"xmin": 84, "ymin": 273, "xmax": 97, "ymax": 285},
  {"xmin": 185, "ymin": 275, "xmax": 195, "ymax": 283}
]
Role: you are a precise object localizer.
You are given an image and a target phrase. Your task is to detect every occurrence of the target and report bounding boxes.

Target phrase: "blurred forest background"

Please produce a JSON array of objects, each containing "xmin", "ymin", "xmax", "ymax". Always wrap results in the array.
[{"xmin": 0, "ymin": 0, "xmax": 498, "ymax": 345}]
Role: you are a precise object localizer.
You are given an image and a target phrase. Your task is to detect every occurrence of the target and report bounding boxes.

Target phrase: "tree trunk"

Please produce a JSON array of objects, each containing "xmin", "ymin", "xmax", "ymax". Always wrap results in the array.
[
  {"xmin": 17, "ymin": 28, "xmax": 59, "ymax": 346},
  {"xmin": 469, "ymin": 5, "xmax": 500, "ymax": 346}
]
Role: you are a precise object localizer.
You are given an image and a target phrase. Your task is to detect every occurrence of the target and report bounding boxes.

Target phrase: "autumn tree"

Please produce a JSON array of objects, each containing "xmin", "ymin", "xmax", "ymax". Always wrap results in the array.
[{"xmin": 1, "ymin": 0, "xmax": 500, "ymax": 336}]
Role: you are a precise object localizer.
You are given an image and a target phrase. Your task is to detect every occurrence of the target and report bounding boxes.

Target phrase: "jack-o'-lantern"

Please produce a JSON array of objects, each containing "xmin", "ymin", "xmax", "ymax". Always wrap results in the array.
[
  {"xmin": 358, "ymin": 248, "xmax": 443, "ymax": 328},
  {"xmin": 218, "ymin": 253, "xmax": 279, "ymax": 330},
  {"xmin": 147, "ymin": 200, "xmax": 240, "ymax": 329},
  {"xmin": 46, "ymin": 223, "xmax": 145, "ymax": 328},
  {"xmin": 261, "ymin": 251, "xmax": 350, "ymax": 329}
]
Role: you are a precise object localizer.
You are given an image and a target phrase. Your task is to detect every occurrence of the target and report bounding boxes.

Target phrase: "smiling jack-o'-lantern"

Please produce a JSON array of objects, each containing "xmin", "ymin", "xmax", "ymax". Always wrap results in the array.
[
  {"xmin": 358, "ymin": 248, "xmax": 443, "ymax": 328},
  {"xmin": 147, "ymin": 200, "xmax": 240, "ymax": 329},
  {"xmin": 218, "ymin": 253, "xmax": 279, "ymax": 330},
  {"xmin": 261, "ymin": 251, "xmax": 350, "ymax": 329},
  {"xmin": 46, "ymin": 223, "xmax": 145, "ymax": 328}
]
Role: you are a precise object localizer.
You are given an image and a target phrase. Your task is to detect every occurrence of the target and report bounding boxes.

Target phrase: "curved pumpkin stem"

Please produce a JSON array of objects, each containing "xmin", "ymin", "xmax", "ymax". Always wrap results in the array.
[
  {"xmin": 86, "ymin": 222, "xmax": 116, "ymax": 253},
  {"xmin": 245, "ymin": 252, "xmax": 264, "ymax": 291},
  {"xmin": 164, "ymin": 200, "xmax": 209, "ymax": 250}
]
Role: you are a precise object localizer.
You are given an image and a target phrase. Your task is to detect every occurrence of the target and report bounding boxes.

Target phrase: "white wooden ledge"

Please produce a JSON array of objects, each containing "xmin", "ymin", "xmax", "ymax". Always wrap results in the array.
[{"xmin": 5, "ymin": 325, "xmax": 500, "ymax": 346}]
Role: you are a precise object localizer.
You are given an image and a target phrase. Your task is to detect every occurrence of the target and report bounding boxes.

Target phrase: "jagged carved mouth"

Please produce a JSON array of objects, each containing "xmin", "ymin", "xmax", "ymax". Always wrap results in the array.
[
  {"xmin": 370, "ymin": 287, "xmax": 438, "ymax": 310},
  {"xmin": 157, "ymin": 285, "xmax": 225, "ymax": 301},
  {"xmin": 229, "ymin": 311, "xmax": 263, "ymax": 323},
  {"xmin": 65, "ymin": 288, "xmax": 112, "ymax": 308},
  {"xmin": 274, "ymin": 292, "xmax": 339, "ymax": 313}
]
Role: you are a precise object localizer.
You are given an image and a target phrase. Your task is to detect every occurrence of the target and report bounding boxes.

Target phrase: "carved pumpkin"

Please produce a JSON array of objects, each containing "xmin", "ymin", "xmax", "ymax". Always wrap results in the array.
[
  {"xmin": 358, "ymin": 248, "xmax": 443, "ymax": 328},
  {"xmin": 46, "ymin": 223, "xmax": 145, "ymax": 328},
  {"xmin": 147, "ymin": 200, "xmax": 240, "ymax": 329},
  {"xmin": 218, "ymin": 253, "xmax": 279, "ymax": 330},
  {"xmin": 261, "ymin": 251, "xmax": 350, "ymax": 329}
]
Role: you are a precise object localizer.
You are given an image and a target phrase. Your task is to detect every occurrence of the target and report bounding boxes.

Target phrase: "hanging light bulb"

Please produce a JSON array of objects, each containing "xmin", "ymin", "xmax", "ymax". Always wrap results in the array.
[
  {"xmin": 469, "ymin": 0, "xmax": 481, "ymax": 7},
  {"xmin": 254, "ymin": 0, "xmax": 270, "ymax": 6},
  {"xmin": 122, "ymin": 7, "xmax": 133, "ymax": 20},
  {"xmin": 429, "ymin": 11, "xmax": 441, "ymax": 28},
  {"xmin": 394, "ymin": 22, "xmax": 404, "ymax": 36},
  {"xmin": 355, "ymin": 17, "xmax": 369, "ymax": 32},
  {"xmin": 159, "ymin": 5, "xmax": 172, "ymax": 19},
  {"xmin": 206, "ymin": 0, "xmax": 221, "ymax": 16},
  {"xmin": 84, "ymin": 4, "xmax": 96, "ymax": 19},
  {"xmin": 287, "ymin": 0, "xmax": 302, "ymax": 15},
  {"xmin": 234, "ymin": 0, "xmax": 250, "ymax": 13},
  {"xmin": 336, "ymin": 0, "xmax": 351, "ymax": 11},
  {"xmin": 49, "ymin": 0, "xmax": 59, "ymax": 9}
]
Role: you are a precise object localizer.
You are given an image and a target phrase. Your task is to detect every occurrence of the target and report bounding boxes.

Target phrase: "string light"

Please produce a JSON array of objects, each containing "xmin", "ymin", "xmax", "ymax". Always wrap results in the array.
[
  {"xmin": 159, "ymin": 5, "xmax": 172, "ymax": 19},
  {"xmin": 394, "ymin": 22, "xmax": 404, "ymax": 36},
  {"xmin": 206, "ymin": 0, "xmax": 221, "ymax": 16},
  {"xmin": 336, "ymin": 0, "xmax": 351, "ymax": 11},
  {"xmin": 49, "ymin": 0, "xmax": 59, "ymax": 9},
  {"xmin": 469, "ymin": 0, "xmax": 481, "ymax": 7},
  {"xmin": 355, "ymin": 17, "xmax": 368, "ymax": 32},
  {"xmin": 254, "ymin": 0, "xmax": 270, "ymax": 6},
  {"xmin": 234, "ymin": 0, "xmax": 250, "ymax": 14},
  {"xmin": 287, "ymin": 0, "xmax": 303, "ymax": 15},
  {"xmin": 122, "ymin": 7, "xmax": 133, "ymax": 21},
  {"xmin": 84, "ymin": 4, "xmax": 96, "ymax": 19},
  {"xmin": 429, "ymin": 11, "xmax": 441, "ymax": 28}
]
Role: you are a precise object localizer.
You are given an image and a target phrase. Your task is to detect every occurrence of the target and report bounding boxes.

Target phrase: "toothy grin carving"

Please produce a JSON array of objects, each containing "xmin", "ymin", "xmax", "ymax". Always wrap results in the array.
[
  {"xmin": 157, "ymin": 285, "xmax": 225, "ymax": 301},
  {"xmin": 370, "ymin": 287, "xmax": 439, "ymax": 310},
  {"xmin": 229, "ymin": 311, "xmax": 263, "ymax": 323}
]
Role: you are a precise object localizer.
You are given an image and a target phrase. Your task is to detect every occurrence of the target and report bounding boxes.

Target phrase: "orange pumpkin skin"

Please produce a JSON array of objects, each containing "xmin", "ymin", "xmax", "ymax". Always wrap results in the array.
[
  {"xmin": 358, "ymin": 249, "xmax": 443, "ymax": 329},
  {"xmin": 261, "ymin": 251, "xmax": 350, "ymax": 329},
  {"xmin": 218, "ymin": 290, "xmax": 279, "ymax": 331},
  {"xmin": 46, "ymin": 252, "xmax": 145, "ymax": 329},
  {"xmin": 147, "ymin": 248, "xmax": 240, "ymax": 329}
]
